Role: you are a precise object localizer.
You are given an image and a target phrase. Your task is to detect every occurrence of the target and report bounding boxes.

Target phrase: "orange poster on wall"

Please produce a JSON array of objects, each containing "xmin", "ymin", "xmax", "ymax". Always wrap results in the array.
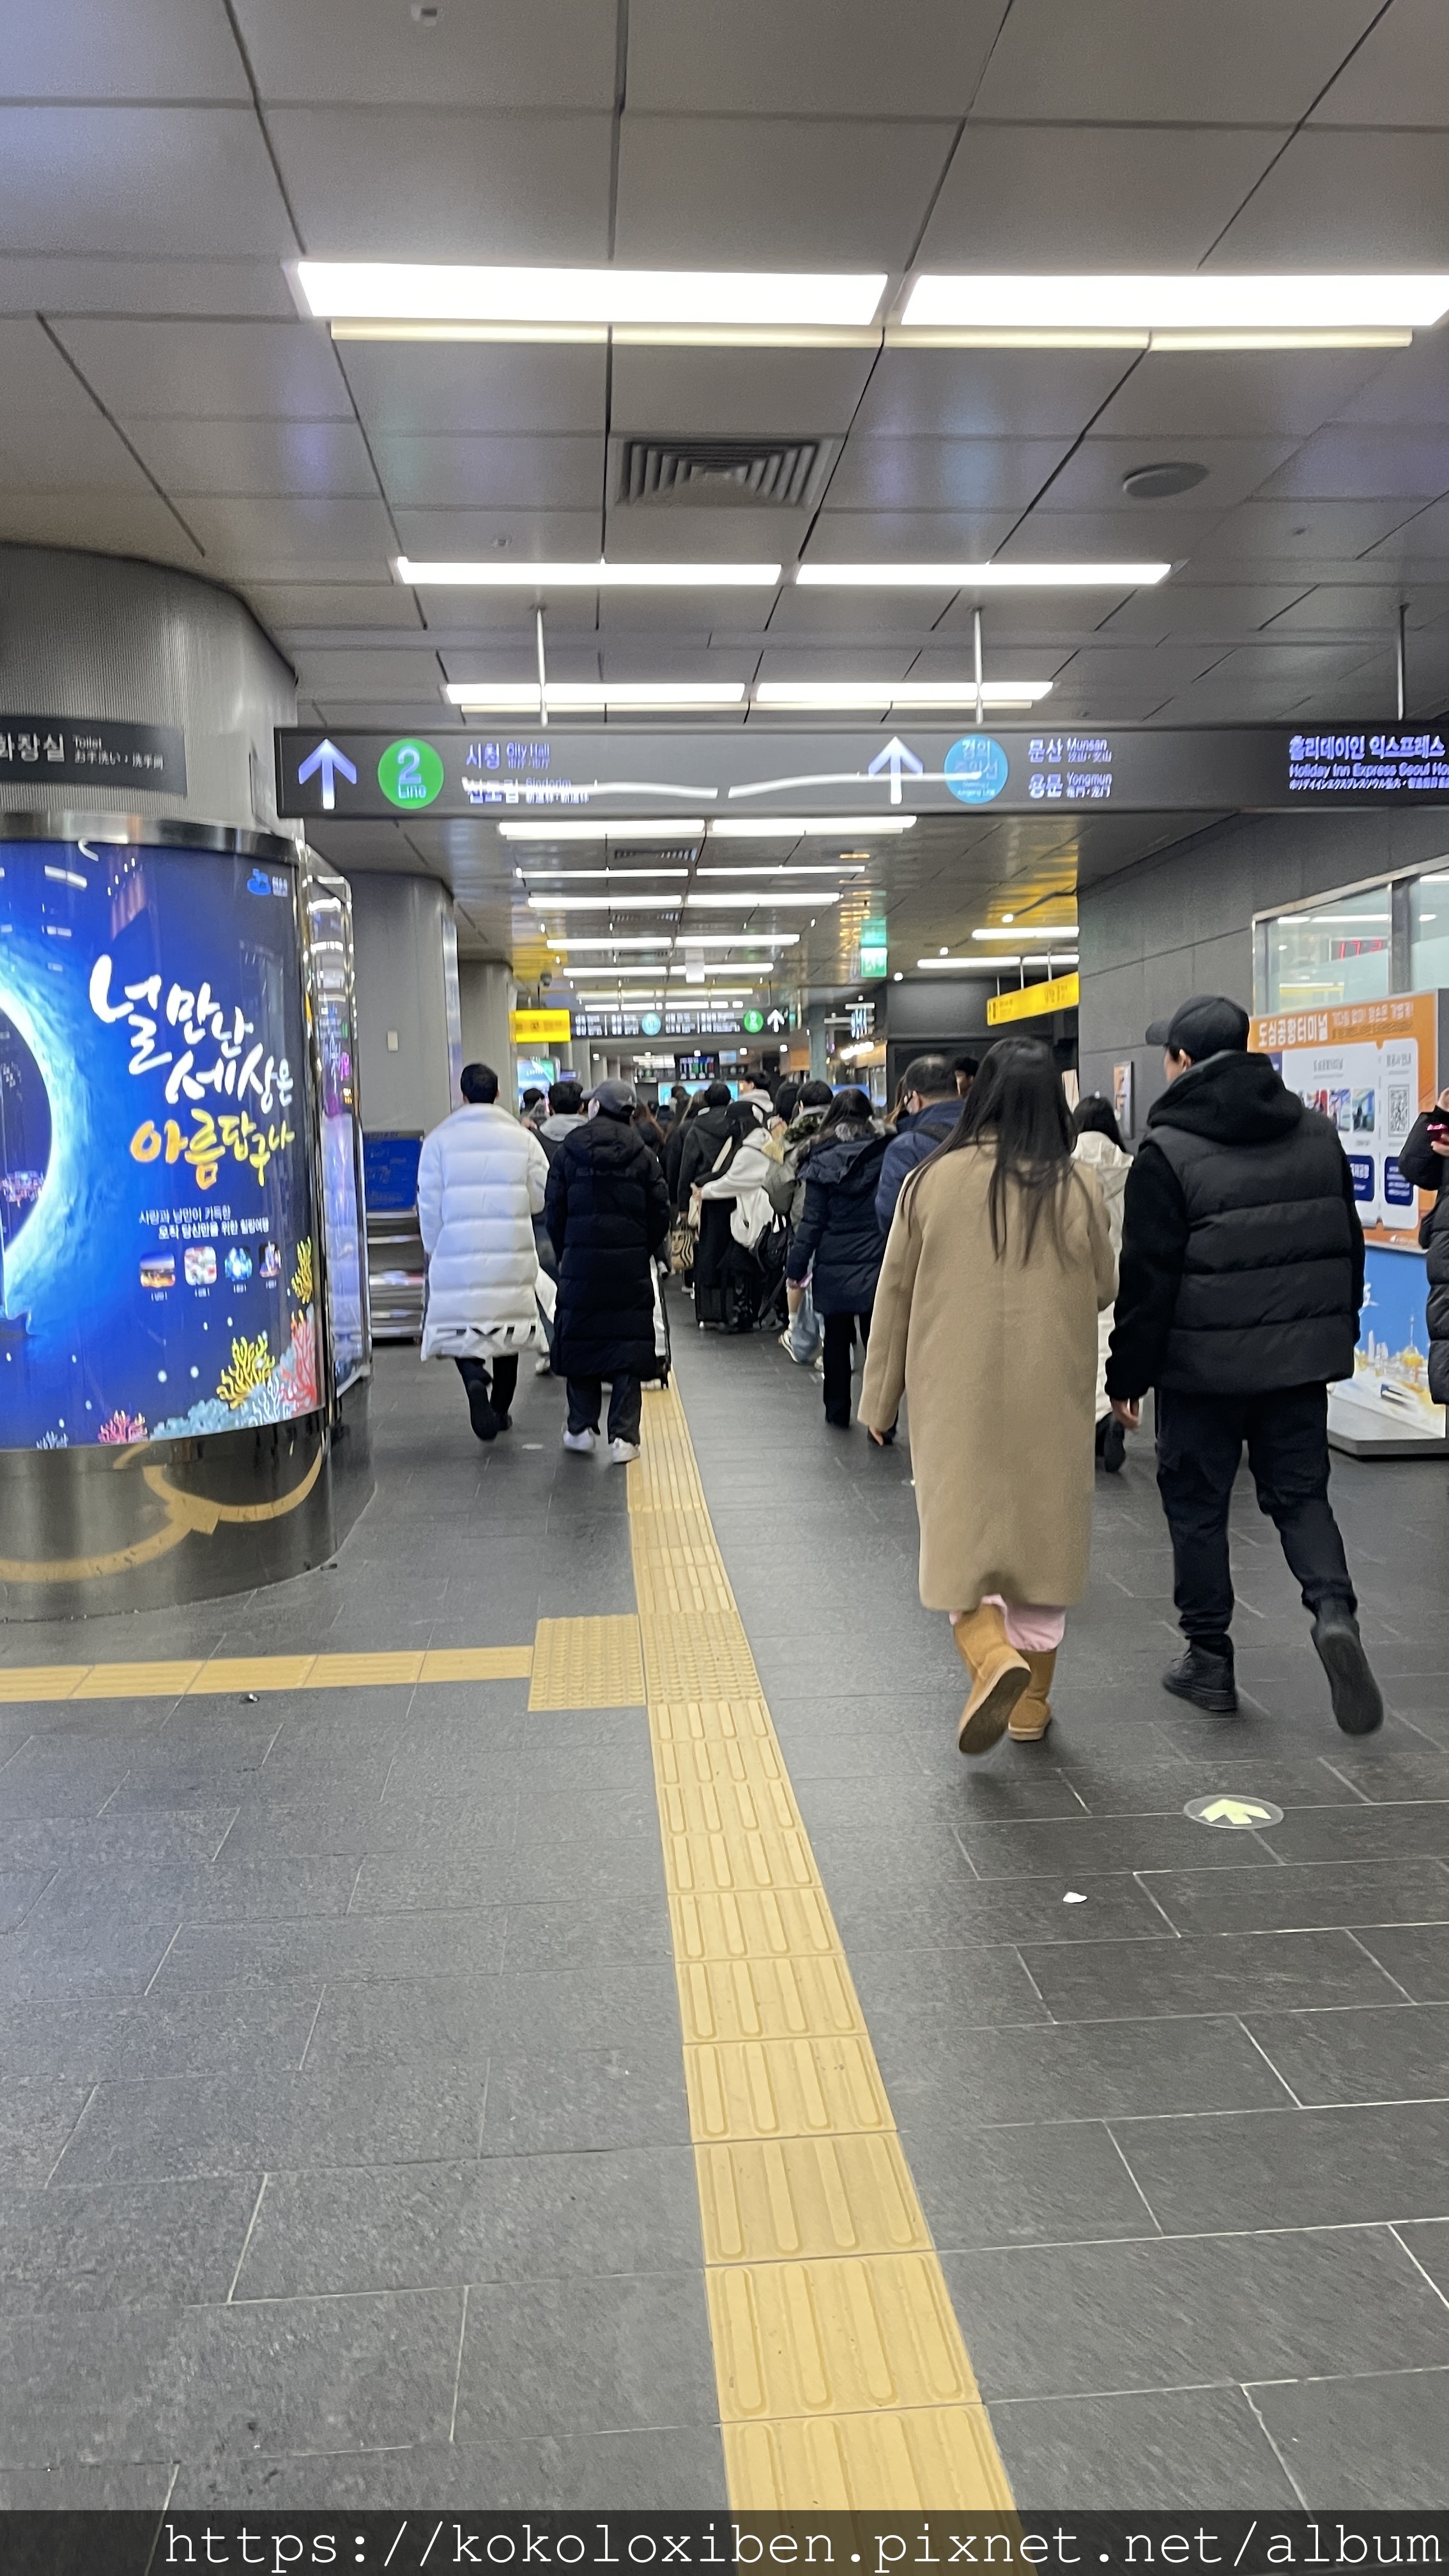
[{"xmin": 1250, "ymin": 990, "xmax": 1438, "ymax": 1250}]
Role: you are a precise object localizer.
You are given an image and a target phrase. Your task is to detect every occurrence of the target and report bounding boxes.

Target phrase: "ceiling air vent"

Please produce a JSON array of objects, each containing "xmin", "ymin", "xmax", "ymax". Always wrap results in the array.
[{"xmin": 618, "ymin": 436, "xmax": 831, "ymax": 508}]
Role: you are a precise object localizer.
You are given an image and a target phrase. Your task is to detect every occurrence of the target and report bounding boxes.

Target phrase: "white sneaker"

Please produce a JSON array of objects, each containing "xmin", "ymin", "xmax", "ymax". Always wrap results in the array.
[
  {"xmin": 608, "ymin": 1438, "xmax": 641, "ymax": 1464},
  {"xmin": 562, "ymin": 1427, "xmax": 596, "ymax": 1453}
]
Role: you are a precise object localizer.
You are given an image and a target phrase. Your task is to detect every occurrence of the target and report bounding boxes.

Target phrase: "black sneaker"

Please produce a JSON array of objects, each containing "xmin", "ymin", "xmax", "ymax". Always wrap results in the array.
[
  {"xmin": 1101, "ymin": 1415, "xmax": 1126, "ymax": 1474},
  {"xmin": 466, "ymin": 1381, "xmax": 500, "ymax": 1443},
  {"xmin": 1312, "ymin": 1601, "xmax": 1384, "ymax": 1735},
  {"xmin": 1163, "ymin": 1642, "xmax": 1238, "ymax": 1713}
]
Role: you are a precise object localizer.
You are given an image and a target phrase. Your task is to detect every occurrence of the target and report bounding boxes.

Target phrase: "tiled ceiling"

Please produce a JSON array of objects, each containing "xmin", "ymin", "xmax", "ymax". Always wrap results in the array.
[{"xmin": 5, "ymin": 0, "xmax": 1449, "ymax": 978}]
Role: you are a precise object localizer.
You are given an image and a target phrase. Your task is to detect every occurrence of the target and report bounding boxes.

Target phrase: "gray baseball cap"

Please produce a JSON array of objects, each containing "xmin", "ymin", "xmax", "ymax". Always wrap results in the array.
[
  {"xmin": 1145, "ymin": 994, "xmax": 1250, "ymax": 1059},
  {"xmin": 589, "ymin": 1077, "xmax": 638, "ymax": 1119}
]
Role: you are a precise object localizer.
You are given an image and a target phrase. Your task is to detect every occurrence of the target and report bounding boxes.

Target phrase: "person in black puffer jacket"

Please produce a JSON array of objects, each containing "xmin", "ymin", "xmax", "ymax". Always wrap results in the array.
[
  {"xmin": 546, "ymin": 1080, "xmax": 670, "ymax": 1462},
  {"xmin": 1105, "ymin": 993, "xmax": 1380, "ymax": 1736},
  {"xmin": 1397, "ymin": 1089, "xmax": 1449, "ymax": 1404},
  {"xmin": 786, "ymin": 1087, "xmax": 890, "ymax": 1429}
]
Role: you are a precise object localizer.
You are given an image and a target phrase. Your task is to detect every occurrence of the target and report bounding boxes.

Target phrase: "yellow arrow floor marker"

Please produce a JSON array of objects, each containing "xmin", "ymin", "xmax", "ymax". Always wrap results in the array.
[{"xmin": 628, "ymin": 1379, "xmax": 1013, "ymax": 2511}]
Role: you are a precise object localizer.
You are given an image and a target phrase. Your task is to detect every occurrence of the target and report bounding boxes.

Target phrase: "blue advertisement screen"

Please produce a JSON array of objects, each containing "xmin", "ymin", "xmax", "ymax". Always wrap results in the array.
[
  {"xmin": 0, "ymin": 839, "xmax": 319, "ymax": 1448},
  {"xmin": 362, "ymin": 1132, "xmax": 422, "ymax": 1214}
]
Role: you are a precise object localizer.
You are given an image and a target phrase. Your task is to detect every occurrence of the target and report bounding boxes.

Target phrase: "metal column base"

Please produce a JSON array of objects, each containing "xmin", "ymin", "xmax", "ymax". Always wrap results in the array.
[{"xmin": 0, "ymin": 1379, "xmax": 372, "ymax": 1622}]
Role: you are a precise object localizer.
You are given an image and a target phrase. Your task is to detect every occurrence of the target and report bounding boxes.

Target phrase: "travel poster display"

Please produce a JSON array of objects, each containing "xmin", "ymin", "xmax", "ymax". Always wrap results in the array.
[
  {"xmin": 1251, "ymin": 992, "xmax": 1437, "ymax": 1245},
  {"xmin": 1332, "ymin": 1240, "xmax": 1445, "ymax": 1446},
  {"xmin": 1252, "ymin": 993, "xmax": 1443, "ymax": 1448},
  {"xmin": 0, "ymin": 839, "xmax": 320, "ymax": 1448}
]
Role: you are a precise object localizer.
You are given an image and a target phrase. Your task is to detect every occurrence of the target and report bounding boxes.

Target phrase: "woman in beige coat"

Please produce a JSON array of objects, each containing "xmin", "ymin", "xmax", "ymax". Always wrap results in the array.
[{"xmin": 861, "ymin": 1038, "xmax": 1117, "ymax": 1756}]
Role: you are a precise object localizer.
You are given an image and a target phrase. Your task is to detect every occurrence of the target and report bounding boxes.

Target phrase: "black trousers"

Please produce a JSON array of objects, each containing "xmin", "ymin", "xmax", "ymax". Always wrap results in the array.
[
  {"xmin": 1155, "ymin": 1382, "xmax": 1356, "ymax": 1644},
  {"xmin": 821, "ymin": 1307, "xmax": 871, "ymax": 1424},
  {"xmin": 455, "ymin": 1353, "xmax": 518, "ymax": 1421},
  {"xmin": 567, "ymin": 1370, "xmax": 642, "ymax": 1445}
]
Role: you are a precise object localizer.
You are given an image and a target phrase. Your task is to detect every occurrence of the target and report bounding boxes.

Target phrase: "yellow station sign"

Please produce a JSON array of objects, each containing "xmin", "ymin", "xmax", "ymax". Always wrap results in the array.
[
  {"xmin": 510, "ymin": 1008, "xmax": 572, "ymax": 1043},
  {"xmin": 986, "ymin": 970, "xmax": 1080, "ymax": 1027}
]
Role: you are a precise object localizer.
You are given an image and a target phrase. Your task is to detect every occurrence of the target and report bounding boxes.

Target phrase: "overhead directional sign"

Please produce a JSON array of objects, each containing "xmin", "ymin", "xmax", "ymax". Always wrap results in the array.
[
  {"xmin": 277, "ymin": 723, "xmax": 1449, "ymax": 824},
  {"xmin": 1183, "ymin": 1793, "xmax": 1284, "ymax": 1830}
]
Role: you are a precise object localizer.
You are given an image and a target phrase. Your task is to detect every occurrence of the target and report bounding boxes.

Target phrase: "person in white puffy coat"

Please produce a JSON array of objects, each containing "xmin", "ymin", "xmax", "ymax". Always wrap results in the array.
[
  {"xmin": 417, "ymin": 1062, "xmax": 549, "ymax": 1441},
  {"xmin": 1071, "ymin": 1095, "xmax": 1134, "ymax": 1473}
]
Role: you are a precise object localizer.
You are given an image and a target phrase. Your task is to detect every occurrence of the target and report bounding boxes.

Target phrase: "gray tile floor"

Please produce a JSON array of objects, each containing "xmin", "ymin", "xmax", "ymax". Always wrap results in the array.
[
  {"xmin": 4, "ymin": 1312, "xmax": 1449, "ymax": 2508},
  {"xmin": 676, "ymin": 1308, "xmax": 1449, "ymax": 2512},
  {"xmin": 0, "ymin": 1350, "xmax": 723, "ymax": 2510}
]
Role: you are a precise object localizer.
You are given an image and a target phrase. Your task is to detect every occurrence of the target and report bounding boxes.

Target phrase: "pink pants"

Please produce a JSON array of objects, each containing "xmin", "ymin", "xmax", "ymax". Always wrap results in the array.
[{"xmin": 951, "ymin": 1596, "xmax": 1067, "ymax": 1652}]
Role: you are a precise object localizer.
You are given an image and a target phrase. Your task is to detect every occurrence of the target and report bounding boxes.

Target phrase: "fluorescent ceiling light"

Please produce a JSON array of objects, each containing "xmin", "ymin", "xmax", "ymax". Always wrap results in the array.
[
  {"xmin": 298, "ymin": 262, "xmax": 886, "ymax": 329},
  {"xmin": 709, "ymin": 816, "xmax": 917, "ymax": 837},
  {"xmin": 527, "ymin": 894, "xmax": 681, "ymax": 911},
  {"xmin": 697, "ymin": 864, "xmax": 865, "ymax": 877},
  {"xmin": 686, "ymin": 892, "xmax": 835, "ymax": 909},
  {"xmin": 498, "ymin": 822, "xmax": 706, "ymax": 841},
  {"xmin": 523, "ymin": 868, "xmax": 690, "ymax": 880},
  {"xmin": 796, "ymin": 563, "xmax": 1169, "ymax": 590},
  {"xmin": 755, "ymin": 679, "xmax": 1052, "ymax": 708},
  {"xmin": 916, "ymin": 953, "xmax": 1078, "ymax": 970},
  {"xmin": 899, "ymin": 273, "xmax": 1449, "ymax": 332},
  {"xmin": 548, "ymin": 934, "xmax": 799, "ymax": 951},
  {"xmin": 397, "ymin": 558, "xmax": 779, "ymax": 588},
  {"xmin": 972, "ymin": 924, "xmax": 1078, "ymax": 939},
  {"xmin": 445, "ymin": 681, "xmax": 746, "ymax": 710}
]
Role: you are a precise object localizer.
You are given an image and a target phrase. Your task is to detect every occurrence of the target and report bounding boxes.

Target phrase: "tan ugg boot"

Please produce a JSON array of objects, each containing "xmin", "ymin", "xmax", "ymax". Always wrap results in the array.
[
  {"xmin": 1009, "ymin": 1648, "xmax": 1057, "ymax": 1742},
  {"xmin": 953, "ymin": 1604, "xmax": 1030, "ymax": 1757}
]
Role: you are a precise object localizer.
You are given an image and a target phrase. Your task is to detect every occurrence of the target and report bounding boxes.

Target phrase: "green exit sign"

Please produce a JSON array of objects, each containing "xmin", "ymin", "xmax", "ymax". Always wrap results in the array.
[{"xmin": 859, "ymin": 914, "xmax": 888, "ymax": 977}]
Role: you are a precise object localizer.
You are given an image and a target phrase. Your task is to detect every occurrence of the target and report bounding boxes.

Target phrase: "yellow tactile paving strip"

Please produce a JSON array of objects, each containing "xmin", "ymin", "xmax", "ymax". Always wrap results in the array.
[
  {"xmin": 0, "ymin": 1646, "xmax": 532, "ymax": 1702},
  {"xmin": 527, "ymin": 1613, "xmax": 645, "ymax": 1710},
  {"xmin": 629, "ymin": 1377, "xmax": 1015, "ymax": 2512}
]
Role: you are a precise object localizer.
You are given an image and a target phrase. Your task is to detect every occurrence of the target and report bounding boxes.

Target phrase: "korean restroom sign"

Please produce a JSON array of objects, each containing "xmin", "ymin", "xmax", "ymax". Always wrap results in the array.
[{"xmin": 0, "ymin": 715, "xmax": 185, "ymax": 792}]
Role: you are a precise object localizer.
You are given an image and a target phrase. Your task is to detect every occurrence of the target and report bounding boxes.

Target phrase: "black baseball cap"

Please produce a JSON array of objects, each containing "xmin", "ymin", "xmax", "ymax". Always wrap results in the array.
[{"xmin": 1145, "ymin": 993, "xmax": 1250, "ymax": 1060}]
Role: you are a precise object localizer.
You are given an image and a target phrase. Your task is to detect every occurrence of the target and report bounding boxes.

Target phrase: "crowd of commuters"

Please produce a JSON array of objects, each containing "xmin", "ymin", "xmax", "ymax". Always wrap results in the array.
[{"xmin": 419, "ymin": 997, "xmax": 1387, "ymax": 1751}]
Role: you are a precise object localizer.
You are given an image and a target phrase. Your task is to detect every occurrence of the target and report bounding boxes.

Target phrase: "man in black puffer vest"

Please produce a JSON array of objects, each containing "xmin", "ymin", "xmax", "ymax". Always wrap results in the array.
[{"xmin": 1107, "ymin": 993, "xmax": 1381, "ymax": 1735}]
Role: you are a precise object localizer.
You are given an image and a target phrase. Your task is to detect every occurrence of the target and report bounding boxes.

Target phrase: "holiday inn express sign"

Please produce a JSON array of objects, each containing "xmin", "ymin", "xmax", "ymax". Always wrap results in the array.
[{"xmin": 278, "ymin": 723, "xmax": 1449, "ymax": 824}]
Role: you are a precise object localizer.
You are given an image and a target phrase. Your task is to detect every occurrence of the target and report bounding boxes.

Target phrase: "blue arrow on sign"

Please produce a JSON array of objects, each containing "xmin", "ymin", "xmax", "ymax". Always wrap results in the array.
[
  {"xmin": 866, "ymin": 735, "xmax": 925, "ymax": 805},
  {"xmin": 296, "ymin": 737, "xmax": 358, "ymax": 813}
]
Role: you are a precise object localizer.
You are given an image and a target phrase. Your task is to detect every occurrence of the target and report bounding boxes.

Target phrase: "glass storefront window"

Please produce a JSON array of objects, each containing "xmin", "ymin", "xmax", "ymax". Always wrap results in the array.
[
  {"xmin": 1264, "ymin": 883, "xmax": 1392, "ymax": 1012},
  {"xmin": 1409, "ymin": 869, "xmax": 1449, "ymax": 994}
]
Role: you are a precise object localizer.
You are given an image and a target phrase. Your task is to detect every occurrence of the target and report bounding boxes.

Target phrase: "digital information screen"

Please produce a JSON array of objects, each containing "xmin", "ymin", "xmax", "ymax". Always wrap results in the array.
[
  {"xmin": 304, "ymin": 881, "xmax": 367, "ymax": 1397},
  {"xmin": 0, "ymin": 840, "xmax": 319, "ymax": 1450},
  {"xmin": 278, "ymin": 721, "xmax": 1449, "ymax": 823}
]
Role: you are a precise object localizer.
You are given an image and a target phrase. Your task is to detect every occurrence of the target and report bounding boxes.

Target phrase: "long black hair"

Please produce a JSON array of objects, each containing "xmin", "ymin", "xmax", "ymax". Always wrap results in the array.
[
  {"xmin": 939, "ymin": 1036, "xmax": 1073, "ymax": 1258},
  {"xmin": 813, "ymin": 1084, "xmax": 874, "ymax": 1139}
]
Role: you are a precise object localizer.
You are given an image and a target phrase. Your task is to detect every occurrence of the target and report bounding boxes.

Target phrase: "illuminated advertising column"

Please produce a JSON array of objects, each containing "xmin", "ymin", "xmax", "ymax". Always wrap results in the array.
[{"xmin": 1, "ymin": 834, "xmax": 321, "ymax": 1450}]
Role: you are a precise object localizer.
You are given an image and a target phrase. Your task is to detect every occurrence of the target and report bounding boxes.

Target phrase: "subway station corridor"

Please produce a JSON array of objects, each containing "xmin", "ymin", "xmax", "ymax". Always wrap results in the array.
[
  {"xmin": 13, "ymin": 0, "xmax": 1449, "ymax": 2522},
  {"xmin": 3, "ymin": 1308, "xmax": 1448, "ymax": 2511}
]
